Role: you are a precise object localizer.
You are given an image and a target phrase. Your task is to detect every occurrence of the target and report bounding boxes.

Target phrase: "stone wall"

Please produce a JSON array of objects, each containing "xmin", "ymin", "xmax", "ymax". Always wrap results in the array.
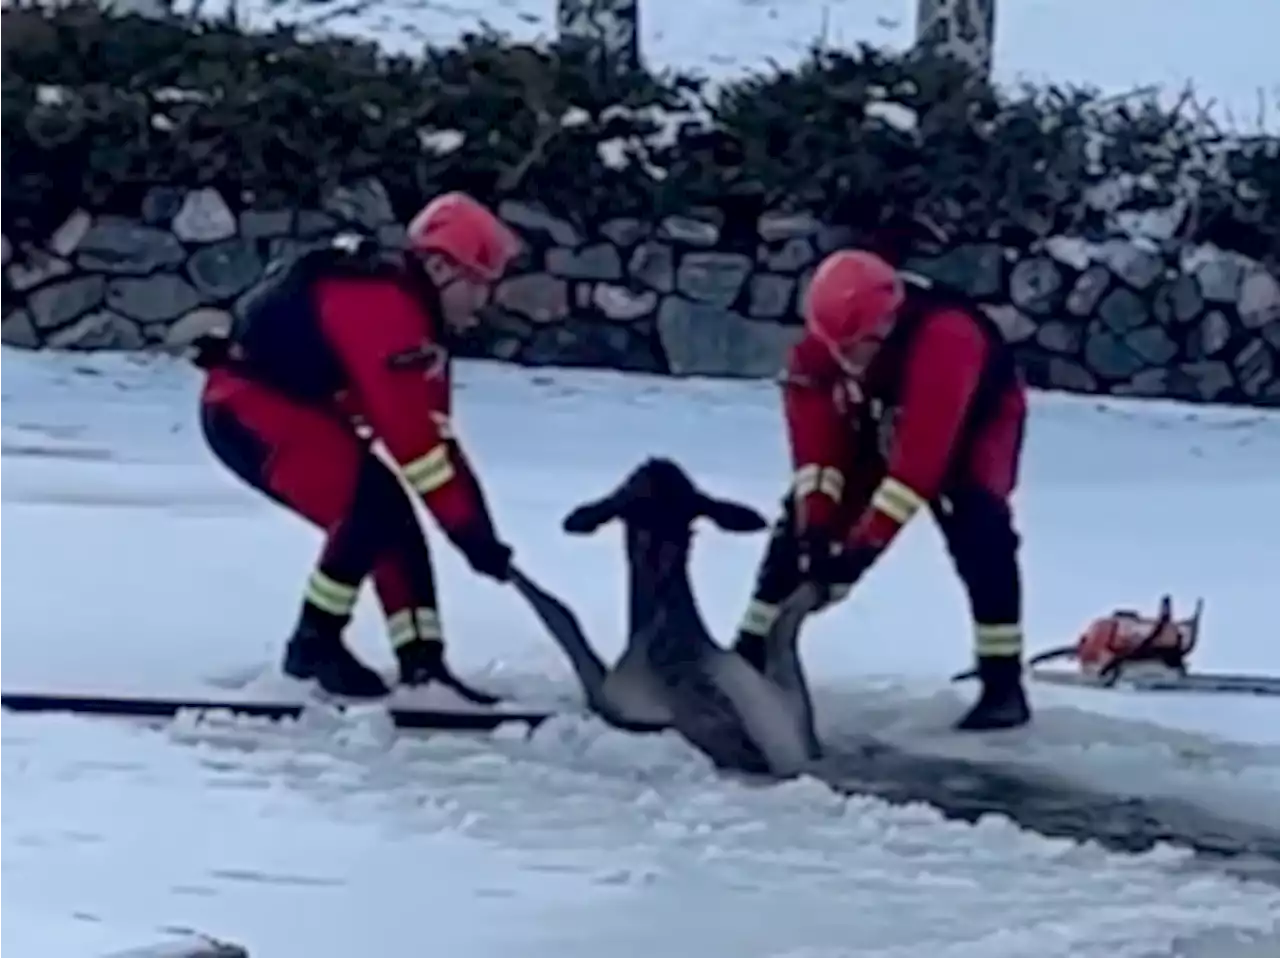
[{"xmin": 3, "ymin": 180, "xmax": 1279, "ymax": 407}]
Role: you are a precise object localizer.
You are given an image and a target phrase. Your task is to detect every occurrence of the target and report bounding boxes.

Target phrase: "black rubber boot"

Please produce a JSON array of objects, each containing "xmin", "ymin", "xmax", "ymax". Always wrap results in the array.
[
  {"xmin": 283, "ymin": 619, "xmax": 390, "ymax": 700},
  {"xmin": 955, "ymin": 656, "xmax": 1031, "ymax": 731},
  {"xmin": 396, "ymin": 639, "xmax": 502, "ymax": 706}
]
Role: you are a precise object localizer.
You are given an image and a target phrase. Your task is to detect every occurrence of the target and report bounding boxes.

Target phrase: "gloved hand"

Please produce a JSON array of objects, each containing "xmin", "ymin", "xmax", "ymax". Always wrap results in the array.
[
  {"xmin": 796, "ymin": 530, "xmax": 842, "ymax": 584},
  {"xmin": 798, "ymin": 532, "xmax": 878, "ymax": 591},
  {"xmin": 827, "ymin": 543, "xmax": 878, "ymax": 587},
  {"xmin": 455, "ymin": 530, "xmax": 513, "ymax": 582}
]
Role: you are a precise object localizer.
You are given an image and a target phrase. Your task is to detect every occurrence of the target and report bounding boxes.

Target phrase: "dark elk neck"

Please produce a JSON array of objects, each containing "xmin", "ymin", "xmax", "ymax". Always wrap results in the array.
[{"xmin": 624, "ymin": 527, "xmax": 698, "ymax": 636}]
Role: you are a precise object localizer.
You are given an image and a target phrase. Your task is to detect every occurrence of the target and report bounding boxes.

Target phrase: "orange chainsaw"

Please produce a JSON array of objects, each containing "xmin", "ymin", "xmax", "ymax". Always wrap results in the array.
[{"xmin": 952, "ymin": 596, "xmax": 1278, "ymax": 696}]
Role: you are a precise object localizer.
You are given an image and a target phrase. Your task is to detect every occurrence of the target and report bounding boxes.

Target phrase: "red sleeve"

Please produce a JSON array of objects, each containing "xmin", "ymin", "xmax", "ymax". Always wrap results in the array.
[
  {"xmin": 849, "ymin": 309, "xmax": 988, "ymax": 549},
  {"xmin": 782, "ymin": 335, "xmax": 854, "ymax": 532},
  {"xmin": 314, "ymin": 277, "xmax": 492, "ymax": 538}
]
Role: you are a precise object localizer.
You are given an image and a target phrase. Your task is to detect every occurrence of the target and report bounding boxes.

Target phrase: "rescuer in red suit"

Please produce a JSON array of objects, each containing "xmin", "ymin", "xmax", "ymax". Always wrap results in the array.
[
  {"xmin": 194, "ymin": 193, "xmax": 522, "ymax": 702},
  {"xmin": 731, "ymin": 249, "xmax": 1031, "ymax": 731}
]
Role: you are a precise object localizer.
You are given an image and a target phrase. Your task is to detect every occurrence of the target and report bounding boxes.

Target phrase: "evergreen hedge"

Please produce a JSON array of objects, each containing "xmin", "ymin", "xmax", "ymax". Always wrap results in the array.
[{"xmin": 3, "ymin": 1, "xmax": 1277, "ymax": 267}]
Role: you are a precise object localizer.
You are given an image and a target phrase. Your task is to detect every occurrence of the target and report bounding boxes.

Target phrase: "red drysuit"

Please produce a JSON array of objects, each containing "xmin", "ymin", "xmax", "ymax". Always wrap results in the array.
[
  {"xmin": 196, "ymin": 200, "xmax": 520, "ymax": 701},
  {"xmin": 735, "ymin": 273, "xmax": 1028, "ymax": 674},
  {"xmin": 784, "ymin": 282, "xmax": 1026, "ymax": 556},
  {"xmin": 204, "ymin": 257, "xmax": 494, "ymax": 542}
]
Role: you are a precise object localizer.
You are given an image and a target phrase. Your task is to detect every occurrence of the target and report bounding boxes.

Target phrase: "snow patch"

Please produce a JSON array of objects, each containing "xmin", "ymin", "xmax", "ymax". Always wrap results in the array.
[{"xmin": 3, "ymin": 901, "xmax": 244, "ymax": 958}]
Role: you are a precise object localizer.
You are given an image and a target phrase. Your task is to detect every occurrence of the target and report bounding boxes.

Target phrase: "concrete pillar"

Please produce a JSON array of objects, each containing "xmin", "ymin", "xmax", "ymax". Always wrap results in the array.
[
  {"xmin": 556, "ymin": 0, "xmax": 641, "ymax": 75},
  {"xmin": 914, "ymin": 0, "xmax": 996, "ymax": 77}
]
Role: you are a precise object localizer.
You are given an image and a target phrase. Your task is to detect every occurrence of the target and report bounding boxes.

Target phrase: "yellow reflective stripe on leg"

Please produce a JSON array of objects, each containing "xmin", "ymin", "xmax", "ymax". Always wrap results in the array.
[
  {"xmin": 738, "ymin": 599, "xmax": 780, "ymax": 638},
  {"xmin": 387, "ymin": 610, "xmax": 415, "ymax": 648},
  {"xmin": 388, "ymin": 607, "xmax": 443, "ymax": 649},
  {"xmin": 402, "ymin": 444, "xmax": 455, "ymax": 495},
  {"xmin": 975, "ymin": 623, "xmax": 1023, "ymax": 657},
  {"xmin": 869, "ymin": 477, "xmax": 925, "ymax": 524},
  {"xmin": 305, "ymin": 570, "xmax": 359, "ymax": 616},
  {"xmin": 793, "ymin": 465, "xmax": 844, "ymax": 502}
]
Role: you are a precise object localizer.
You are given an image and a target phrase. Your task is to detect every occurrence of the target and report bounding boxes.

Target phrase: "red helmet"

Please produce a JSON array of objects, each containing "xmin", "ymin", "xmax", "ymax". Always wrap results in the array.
[
  {"xmin": 804, "ymin": 250, "xmax": 905, "ymax": 376},
  {"xmin": 406, "ymin": 192, "xmax": 522, "ymax": 283}
]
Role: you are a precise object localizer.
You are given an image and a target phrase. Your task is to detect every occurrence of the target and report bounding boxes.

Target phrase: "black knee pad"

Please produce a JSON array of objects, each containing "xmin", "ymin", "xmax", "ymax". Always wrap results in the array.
[
  {"xmin": 350, "ymin": 456, "xmax": 415, "ymax": 526},
  {"xmin": 332, "ymin": 455, "xmax": 419, "ymax": 567},
  {"xmin": 200, "ymin": 402, "xmax": 279, "ymax": 501},
  {"xmin": 936, "ymin": 487, "xmax": 1021, "ymax": 624},
  {"xmin": 938, "ymin": 488, "xmax": 1018, "ymax": 565}
]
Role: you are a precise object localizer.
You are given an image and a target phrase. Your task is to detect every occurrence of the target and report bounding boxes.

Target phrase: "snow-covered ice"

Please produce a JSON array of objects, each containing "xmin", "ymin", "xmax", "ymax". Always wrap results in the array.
[
  {"xmin": 3, "ymin": 346, "xmax": 1280, "ymax": 955},
  {"xmin": 6, "ymin": 898, "xmax": 242, "ymax": 958}
]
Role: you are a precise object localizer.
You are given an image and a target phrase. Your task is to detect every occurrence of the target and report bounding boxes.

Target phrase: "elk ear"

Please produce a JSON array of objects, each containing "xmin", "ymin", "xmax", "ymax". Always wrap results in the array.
[
  {"xmin": 562, "ymin": 491, "xmax": 627, "ymax": 535},
  {"xmin": 698, "ymin": 495, "xmax": 768, "ymax": 533}
]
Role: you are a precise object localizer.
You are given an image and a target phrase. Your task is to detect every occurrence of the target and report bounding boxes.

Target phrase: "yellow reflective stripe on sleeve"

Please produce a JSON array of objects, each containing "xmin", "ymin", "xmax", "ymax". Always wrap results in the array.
[
  {"xmin": 793, "ymin": 465, "xmax": 820, "ymax": 497},
  {"xmin": 738, "ymin": 599, "xmax": 780, "ymax": 638},
  {"xmin": 305, "ymin": 570, "xmax": 359, "ymax": 617},
  {"xmin": 402, "ymin": 444, "xmax": 456, "ymax": 495},
  {"xmin": 975, "ymin": 623, "xmax": 1023, "ymax": 657},
  {"xmin": 869, "ymin": 477, "xmax": 926, "ymax": 524},
  {"xmin": 818, "ymin": 467, "xmax": 844, "ymax": 500},
  {"xmin": 387, "ymin": 607, "xmax": 443, "ymax": 649},
  {"xmin": 793, "ymin": 465, "xmax": 844, "ymax": 502}
]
